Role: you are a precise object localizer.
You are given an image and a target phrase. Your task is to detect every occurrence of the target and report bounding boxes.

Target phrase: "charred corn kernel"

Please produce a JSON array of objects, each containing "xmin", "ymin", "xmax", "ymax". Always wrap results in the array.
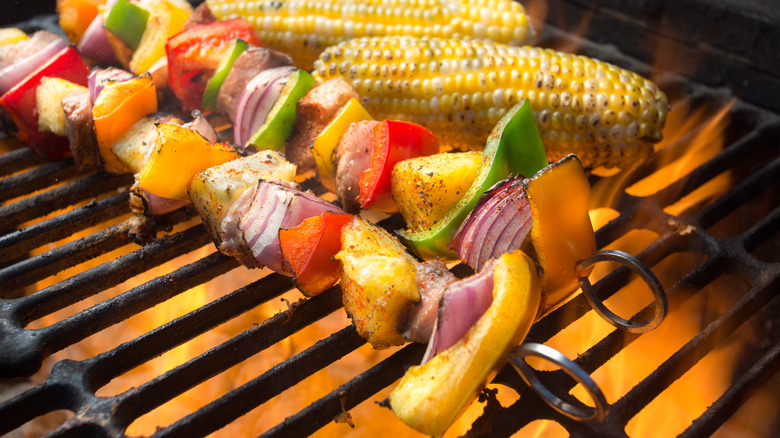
[
  {"xmin": 205, "ymin": 0, "xmax": 534, "ymax": 68},
  {"xmin": 314, "ymin": 36, "xmax": 670, "ymax": 169}
]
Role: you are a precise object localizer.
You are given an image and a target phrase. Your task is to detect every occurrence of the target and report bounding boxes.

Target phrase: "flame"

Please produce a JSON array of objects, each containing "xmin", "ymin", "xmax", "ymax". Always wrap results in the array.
[{"xmin": 12, "ymin": 3, "xmax": 772, "ymax": 438}]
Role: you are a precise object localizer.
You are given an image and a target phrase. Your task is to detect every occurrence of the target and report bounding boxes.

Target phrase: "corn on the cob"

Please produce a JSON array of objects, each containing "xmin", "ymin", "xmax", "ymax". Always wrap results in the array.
[
  {"xmin": 313, "ymin": 36, "xmax": 670, "ymax": 169},
  {"xmin": 205, "ymin": 0, "xmax": 534, "ymax": 69}
]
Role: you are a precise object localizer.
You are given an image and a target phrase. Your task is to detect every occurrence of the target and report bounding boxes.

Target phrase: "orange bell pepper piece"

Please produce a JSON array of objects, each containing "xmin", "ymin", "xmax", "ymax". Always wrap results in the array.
[
  {"xmin": 137, "ymin": 123, "xmax": 241, "ymax": 200},
  {"xmin": 523, "ymin": 154, "xmax": 596, "ymax": 315},
  {"xmin": 92, "ymin": 74, "xmax": 158, "ymax": 174},
  {"xmin": 279, "ymin": 212, "xmax": 354, "ymax": 296},
  {"xmin": 57, "ymin": 0, "xmax": 106, "ymax": 43}
]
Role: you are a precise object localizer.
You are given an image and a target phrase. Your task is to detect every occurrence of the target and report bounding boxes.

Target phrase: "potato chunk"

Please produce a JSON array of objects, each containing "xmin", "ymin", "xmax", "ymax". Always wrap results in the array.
[
  {"xmin": 335, "ymin": 217, "xmax": 420, "ymax": 348},
  {"xmin": 391, "ymin": 151, "xmax": 481, "ymax": 232}
]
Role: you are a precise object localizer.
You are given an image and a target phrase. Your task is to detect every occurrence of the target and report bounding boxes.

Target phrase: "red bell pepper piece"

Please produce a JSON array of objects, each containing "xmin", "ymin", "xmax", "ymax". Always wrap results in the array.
[
  {"xmin": 0, "ymin": 46, "xmax": 89, "ymax": 160},
  {"xmin": 166, "ymin": 18, "xmax": 260, "ymax": 111},
  {"xmin": 358, "ymin": 120, "xmax": 439, "ymax": 211},
  {"xmin": 279, "ymin": 212, "xmax": 354, "ymax": 297}
]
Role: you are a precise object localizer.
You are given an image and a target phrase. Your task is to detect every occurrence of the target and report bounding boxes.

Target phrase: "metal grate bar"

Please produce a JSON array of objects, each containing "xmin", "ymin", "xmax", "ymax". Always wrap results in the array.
[
  {"xmin": 0, "ymin": 225, "xmax": 214, "ymax": 378},
  {"xmin": 679, "ymin": 340, "xmax": 780, "ymax": 437},
  {"xmin": 611, "ymin": 269, "xmax": 779, "ymax": 424},
  {"xmin": 112, "ymin": 287, "xmax": 344, "ymax": 427},
  {"xmin": 41, "ymin": 249, "xmax": 237, "ymax": 359},
  {"xmin": 261, "ymin": 342, "xmax": 426, "ymax": 438},
  {"xmin": 85, "ymin": 272, "xmax": 291, "ymax": 388},
  {"xmin": 0, "ymin": 159, "xmax": 85, "ymax": 204},
  {"xmin": 0, "ymin": 220, "xmax": 135, "ymax": 293},
  {"xmin": 0, "ymin": 147, "xmax": 43, "ymax": 176},
  {"xmin": 155, "ymin": 326, "xmax": 366, "ymax": 438},
  {"xmin": 0, "ymin": 172, "xmax": 133, "ymax": 234},
  {"xmin": 697, "ymin": 155, "xmax": 780, "ymax": 231},
  {"xmin": 0, "ymin": 191, "xmax": 129, "ymax": 267}
]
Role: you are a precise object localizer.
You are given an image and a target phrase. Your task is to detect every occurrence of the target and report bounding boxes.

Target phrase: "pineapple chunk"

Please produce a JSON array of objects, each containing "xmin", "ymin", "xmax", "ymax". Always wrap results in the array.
[
  {"xmin": 335, "ymin": 217, "xmax": 420, "ymax": 348},
  {"xmin": 389, "ymin": 251, "xmax": 541, "ymax": 437},
  {"xmin": 35, "ymin": 77, "xmax": 87, "ymax": 136},
  {"xmin": 391, "ymin": 151, "xmax": 482, "ymax": 232},
  {"xmin": 187, "ymin": 151, "xmax": 297, "ymax": 243}
]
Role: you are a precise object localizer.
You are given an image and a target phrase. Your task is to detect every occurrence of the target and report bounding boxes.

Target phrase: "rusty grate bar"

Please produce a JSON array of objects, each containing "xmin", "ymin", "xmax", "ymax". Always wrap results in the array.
[
  {"xmin": 0, "ymin": 159, "xmax": 86, "ymax": 204},
  {"xmin": 0, "ymin": 147, "xmax": 43, "ymax": 176},
  {"xmin": 0, "ymin": 191, "xmax": 130, "ymax": 267},
  {"xmin": 261, "ymin": 342, "xmax": 427, "ymax": 438},
  {"xmin": 0, "ymin": 172, "xmax": 133, "ymax": 234},
  {"xmin": 155, "ymin": 326, "xmax": 366, "ymax": 438}
]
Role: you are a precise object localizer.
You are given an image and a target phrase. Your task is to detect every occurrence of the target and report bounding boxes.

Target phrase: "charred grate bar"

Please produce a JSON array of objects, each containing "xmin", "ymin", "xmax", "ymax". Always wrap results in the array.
[{"xmin": 1, "ymin": 1, "xmax": 779, "ymax": 437}]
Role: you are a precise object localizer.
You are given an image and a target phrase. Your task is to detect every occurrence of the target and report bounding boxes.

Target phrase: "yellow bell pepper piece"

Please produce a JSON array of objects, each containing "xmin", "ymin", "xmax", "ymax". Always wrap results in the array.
[
  {"xmin": 129, "ymin": 0, "xmax": 191, "ymax": 75},
  {"xmin": 0, "ymin": 28, "xmax": 28, "ymax": 45},
  {"xmin": 137, "ymin": 123, "xmax": 241, "ymax": 200},
  {"xmin": 92, "ymin": 74, "xmax": 157, "ymax": 174},
  {"xmin": 389, "ymin": 250, "xmax": 541, "ymax": 437},
  {"xmin": 523, "ymin": 154, "xmax": 596, "ymax": 316},
  {"xmin": 311, "ymin": 97, "xmax": 372, "ymax": 191}
]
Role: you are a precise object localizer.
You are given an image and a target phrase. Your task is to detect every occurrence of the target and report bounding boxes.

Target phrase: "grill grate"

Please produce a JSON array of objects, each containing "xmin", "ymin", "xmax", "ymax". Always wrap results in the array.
[{"xmin": 1, "ymin": 1, "xmax": 779, "ymax": 437}]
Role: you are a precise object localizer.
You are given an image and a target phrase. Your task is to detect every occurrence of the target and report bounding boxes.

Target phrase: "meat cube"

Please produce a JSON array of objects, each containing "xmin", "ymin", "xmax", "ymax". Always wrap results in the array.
[
  {"xmin": 61, "ymin": 90, "xmax": 98, "ymax": 171},
  {"xmin": 285, "ymin": 77, "xmax": 358, "ymax": 172}
]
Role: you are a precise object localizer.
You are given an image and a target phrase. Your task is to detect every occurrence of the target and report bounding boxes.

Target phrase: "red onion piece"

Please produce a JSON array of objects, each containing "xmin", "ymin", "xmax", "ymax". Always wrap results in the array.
[
  {"xmin": 88, "ymin": 67, "xmax": 136, "ymax": 102},
  {"xmin": 451, "ymin": 176, "xmax": 532, "ymax": 272},
  {"xmin": 240, "ymin": 180, "xmax": 342, "ymax": 274},
  {"xmin": 0, "ymin": 37, "xmax": 67, "ymax": 94},
  {"xmin": 421, "ymin": 259, "xmax": 497, "ymax": 364},
  {"xmin": 184, "ymin": 110, "xmax": 218, "ymax": 143},
  {"xmin": 143, "ymin": 189, "xmax": 189, "ymax": 215},
  {"xmin": 76, "ymin": 15, "xmax": 119, "ymax": 65},
  {"xmin": 233, "ymin": 66, "xmax": 295, "ymax": 145}
]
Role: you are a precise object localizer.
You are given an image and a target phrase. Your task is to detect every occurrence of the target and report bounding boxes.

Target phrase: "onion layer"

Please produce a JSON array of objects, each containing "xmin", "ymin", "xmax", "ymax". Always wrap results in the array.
[
  {"xmin": 421, "ymin": 259, "xmax": 497, "ymax": 364},
  {"xmin": 450, "ymin": 176, "xmax": 532, "ymax": 272},
  {"xmin": 233, "ymin": 66, "xmax": 295, "ymax": 146},
  {"xmin": 76, "ymin": 15, "xmax": 119, "ymax": 65},
  {"xmin": 183, "ymin": 110, "xmax": 218, "ymax": 143},
  {"xmin": 239, "ymin": 180, "xmax": 342, "ymax": 274},
  {"xmin": 0, "ymin": 37, "xmax": 67, "ymax": 94},
  {"xmin": 88, "ymin": 67, "xmax": 135, "ymax": 102}
]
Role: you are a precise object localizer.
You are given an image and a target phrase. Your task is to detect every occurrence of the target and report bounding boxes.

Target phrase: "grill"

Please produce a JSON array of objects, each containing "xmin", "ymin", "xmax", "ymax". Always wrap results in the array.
[{"xmin": 1, "ymin": 0, "xmax": 779, "ymax": 436}]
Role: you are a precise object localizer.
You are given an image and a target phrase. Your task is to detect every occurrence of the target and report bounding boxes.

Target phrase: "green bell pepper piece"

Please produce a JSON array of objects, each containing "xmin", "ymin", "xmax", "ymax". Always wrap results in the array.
[
  {"xmin": 201, "ymin": 39, "xmax": 249, "ymax": 111},
  {"xmin": 247, "ymin": 69, "xmax": 316, "ymax": 152},
  {"xmin": 104, "ymin": 0, "xmax": 149, "ymax": 50},
  {"xmin": 398, "ymin": 99, "xmax": 548, "ymax": 259}
]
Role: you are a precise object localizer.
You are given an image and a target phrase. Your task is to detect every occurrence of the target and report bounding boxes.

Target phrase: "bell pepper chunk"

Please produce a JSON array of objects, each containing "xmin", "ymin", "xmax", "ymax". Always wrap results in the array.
[
  {"xmin": 57, "ymin": 0, "xmax": 106, "ymax": 43},
  {"xmin": 166, "ymin": 18, "xmax": 261, "ymax": 111},
  {"xmin": 0, "ymin": 46, "xmax": 89, "ymax": 160},
  {"xmin": 399, "ymin": 99, "xmax": 547, "ymax": 259},
  {"xmin": 129, "ymin": 0, "xmax": 191, "ymax": 75},
  {"xmin": 389, "ymin": 250, "xmax": 542, "ymax": 437},
  {"xmin": 137, "ymin": 123, "xmax": 241, "ymax": 200},
  {"xmin": 92, "ymin": 74, "xmax": 158, "ymax": 174},
  {"xmin": 0, "ymin": 28, "xmax": 28, "ymax": 45},
  {"xmin": 104, "ymin": 0, "xmax": 149, "ymax": 50},
  {"xmin": 247, "ymin": 69, "xmax": 316, "ymax": 151},
  {"xmin": 279, "ymin": 211, "xmax": 354, "ymax": 297},
  {"xmin": 357, "ymin": 120, "xmax": 439, "ymax": 211},
  {"xmin": 311, "ymin": 97, "xmax": 373, "ymax": 192},
  {"xmin": 201, "ymin": 38, "xmax": 249, "ymax": 111},
  {"xmin": 523, "ymin": 154, "xmax": 596, "ymax": 315}
]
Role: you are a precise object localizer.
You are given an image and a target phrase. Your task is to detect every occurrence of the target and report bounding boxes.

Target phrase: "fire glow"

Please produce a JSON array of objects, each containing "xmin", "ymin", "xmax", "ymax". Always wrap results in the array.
[{"xmin": 5, "ymin": 3, "xmax": 777, "ymax": 438}]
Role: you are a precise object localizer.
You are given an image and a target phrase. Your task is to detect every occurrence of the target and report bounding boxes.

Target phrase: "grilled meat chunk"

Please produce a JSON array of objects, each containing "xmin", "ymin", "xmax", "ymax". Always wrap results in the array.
[
  {"xmin": 285, "ymin": 77, "xmax": 358, "ymax": 172},
  {"xmin": 61, "ymin": 90, "xmax": 98, "ymax": 171}
]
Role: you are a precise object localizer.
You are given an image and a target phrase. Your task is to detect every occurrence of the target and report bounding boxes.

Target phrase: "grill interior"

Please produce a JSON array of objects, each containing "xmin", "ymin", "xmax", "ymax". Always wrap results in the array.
[{"xmin": 1, "ymin": 0, "xmax": 779, "ymax": 437}]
